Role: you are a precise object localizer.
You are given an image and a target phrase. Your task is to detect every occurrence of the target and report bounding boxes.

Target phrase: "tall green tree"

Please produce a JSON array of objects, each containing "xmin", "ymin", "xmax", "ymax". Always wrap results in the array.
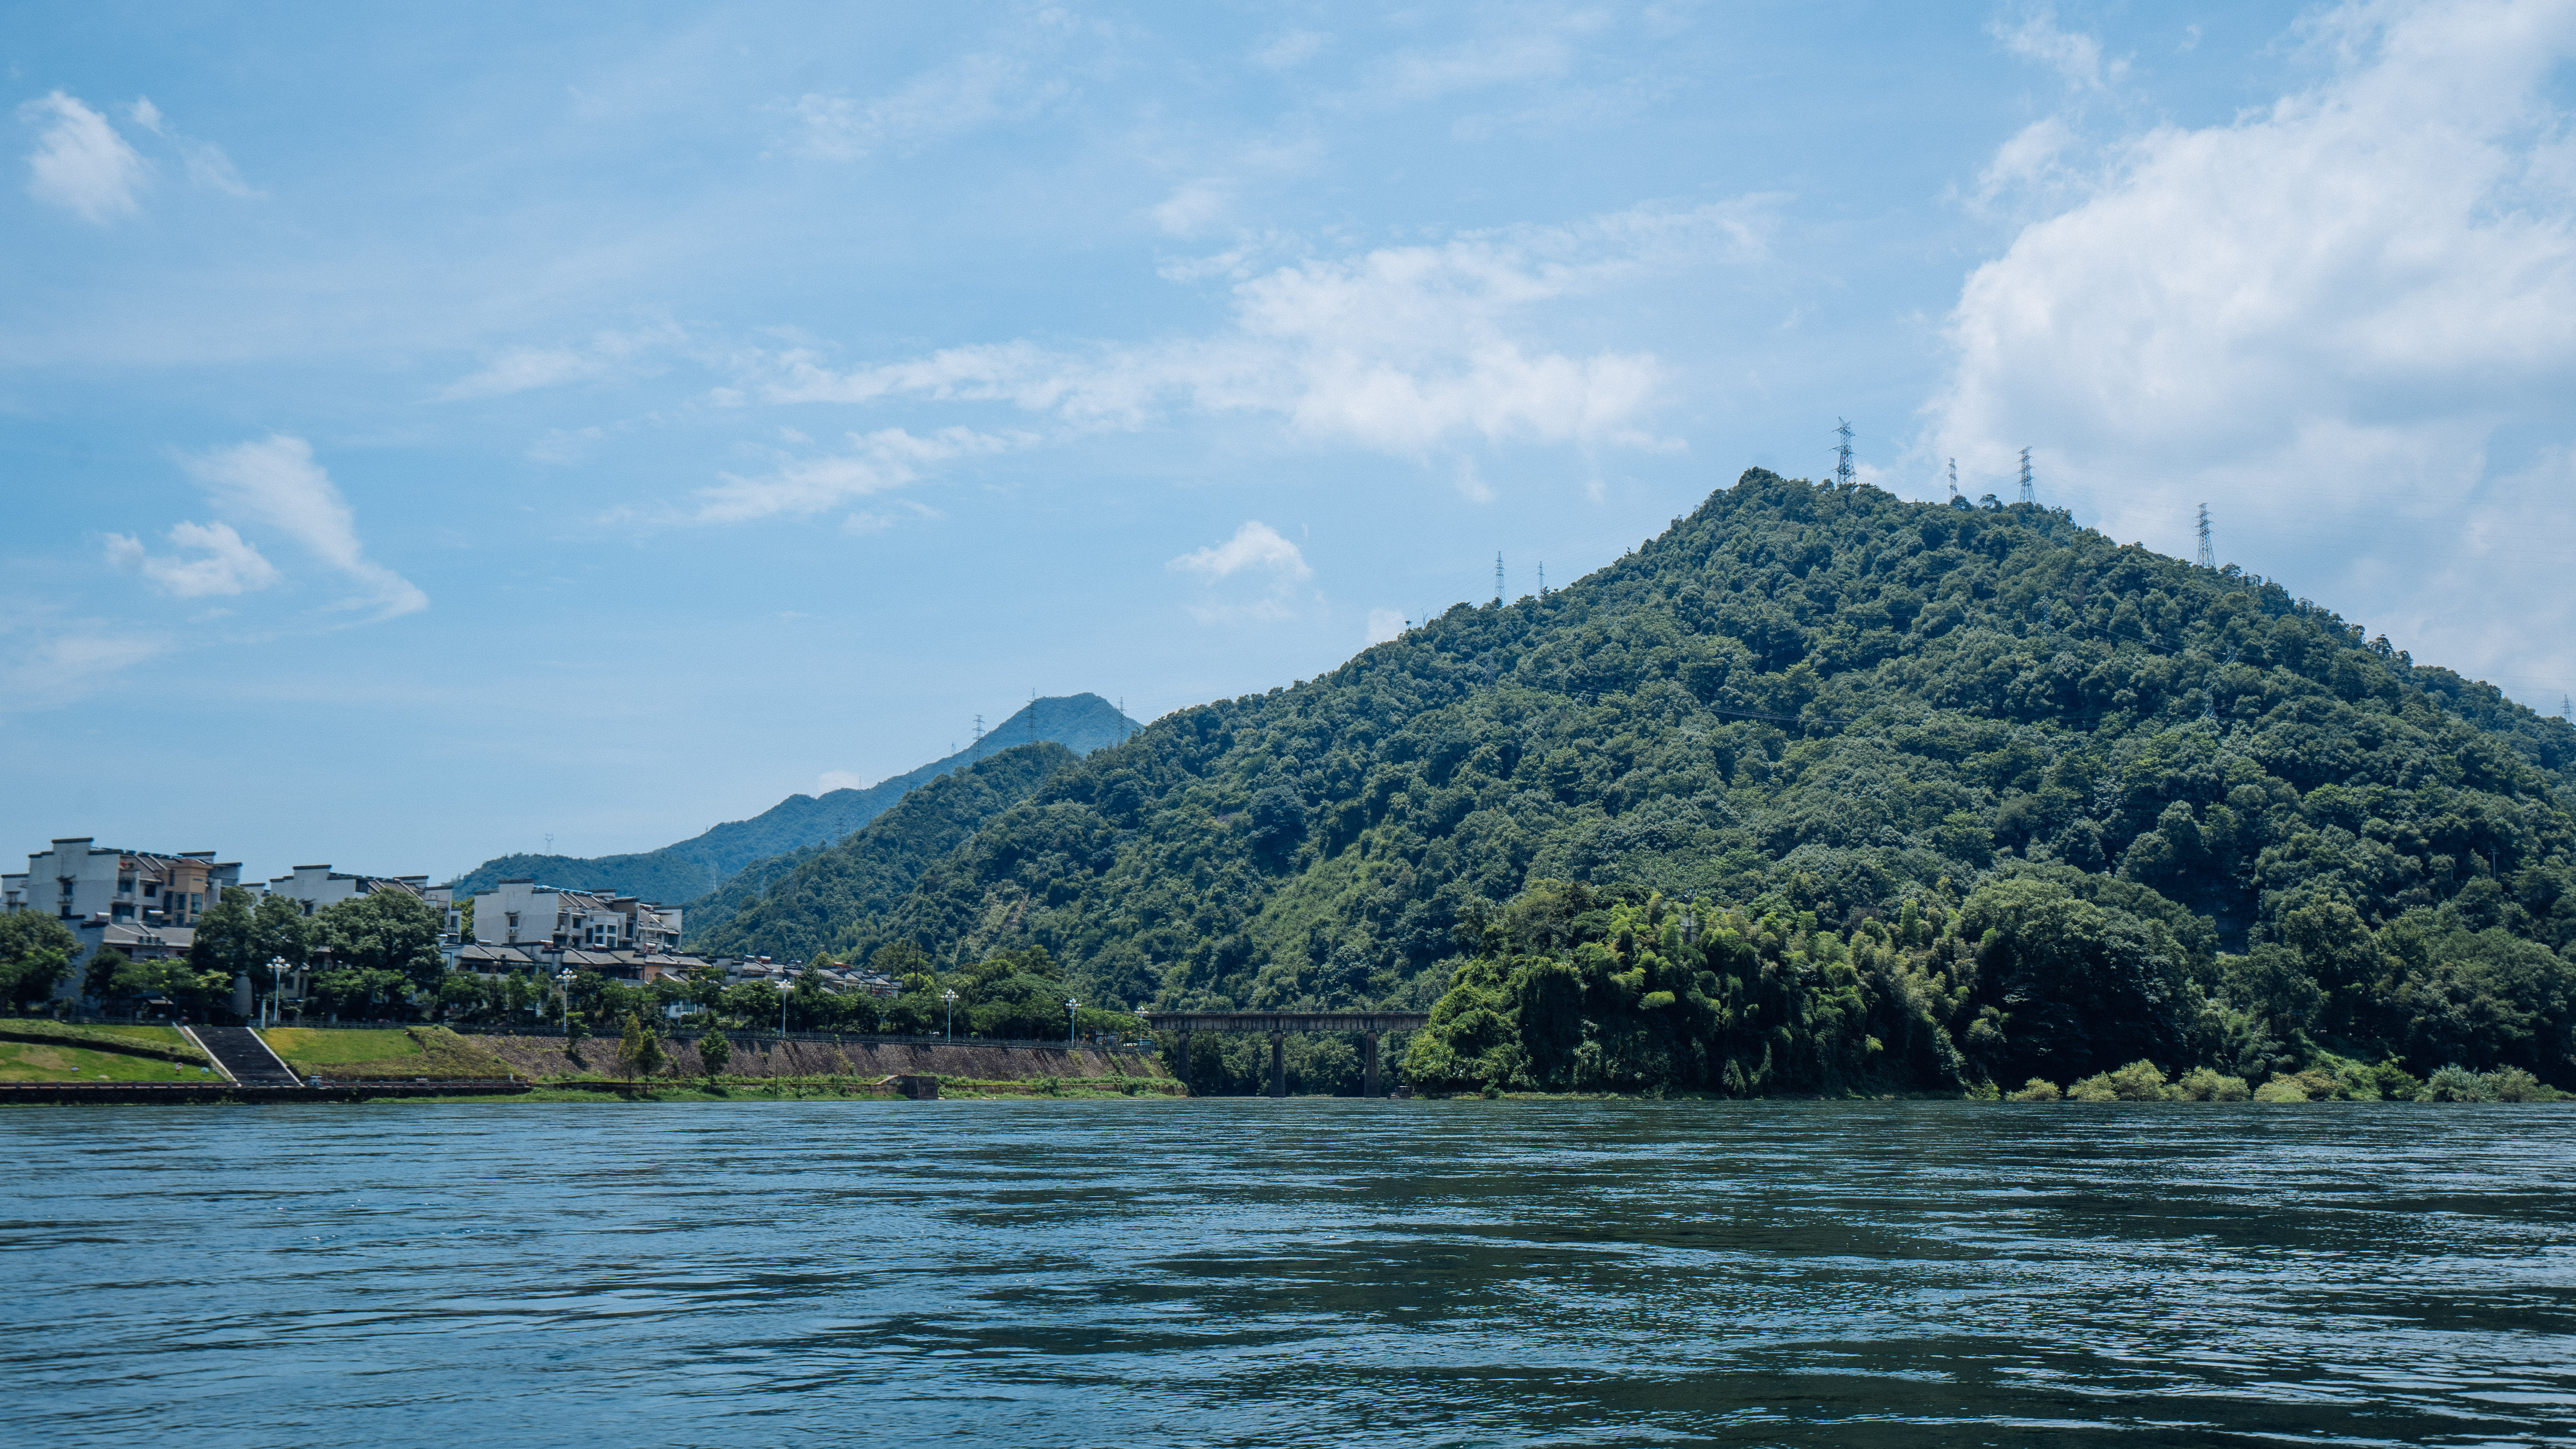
[
  {"xmin": 313, "ymin": 890, "xmax": 446, "ymax": 996},
  {"xmin": 188, "ymin": 886, "xmax": 261, "ymax": 987},
  {"xmin": 696, "ymin": 1018, "xmax": 731, "ymax": 1081},
  {"xmin": 0, "ymin": 913, "xmax": 80, "ymax": 1011}
]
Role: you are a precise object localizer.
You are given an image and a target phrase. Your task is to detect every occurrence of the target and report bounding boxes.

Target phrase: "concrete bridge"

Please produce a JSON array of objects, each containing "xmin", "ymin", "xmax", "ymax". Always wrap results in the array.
[{"xmin": 1141, "ymin": 1010, "xmax": 1429, "ymax": 1098}]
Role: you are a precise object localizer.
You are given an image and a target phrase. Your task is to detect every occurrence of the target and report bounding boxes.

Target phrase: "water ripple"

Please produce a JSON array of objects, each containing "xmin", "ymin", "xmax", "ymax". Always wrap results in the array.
[{"xmin": 8, "ymin": 1099, "xmax": 2575, "ymax": 1446}]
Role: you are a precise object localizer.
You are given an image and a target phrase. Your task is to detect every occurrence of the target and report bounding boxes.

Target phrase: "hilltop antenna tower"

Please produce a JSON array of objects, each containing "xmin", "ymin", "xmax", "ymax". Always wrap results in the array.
[
  {"xmin": 1947, "ymin": 458, "xmax": 1960, "ymax": 501},
  {"xmin": 1834, "ymin": 419, "xmax": 1856, "ymax": 486},
  {"xmin": 2017, "ymin": 448, "xmax": 2033, "ymax": 504},
  {"xmin": 1495, "ymin": 553, "xmax": 1504, "ymax": 605},
  {"xmin": 2196, "ymin": 504, "xmax": 2215, "ymax": 569}
]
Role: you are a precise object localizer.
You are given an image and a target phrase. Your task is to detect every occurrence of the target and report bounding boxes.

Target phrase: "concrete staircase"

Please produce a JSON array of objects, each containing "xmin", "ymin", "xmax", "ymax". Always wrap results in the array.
[{"xmin": 188, "ymin": 1026, "xmax": 301, "ymax": 1085}]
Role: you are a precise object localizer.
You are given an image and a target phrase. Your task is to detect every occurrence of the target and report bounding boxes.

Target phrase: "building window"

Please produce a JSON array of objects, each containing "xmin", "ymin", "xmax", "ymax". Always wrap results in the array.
[
  {"xmin": 143, "ymin": 882, "xmax": 159, "ymax": 898},
  {"xmin": 190, "ymin": 893, "xmax": 202, "ymax": 913},
  {"xmin": 118, "ymin": 876, "xmax": 135, "ymax": 894}
]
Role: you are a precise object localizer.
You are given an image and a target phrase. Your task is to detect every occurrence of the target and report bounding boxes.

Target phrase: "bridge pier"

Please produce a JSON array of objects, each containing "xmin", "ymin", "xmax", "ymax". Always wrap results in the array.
[{"xmin": 1136, "ymin": 1009, "xmax": 1431, "ymax": 1101}]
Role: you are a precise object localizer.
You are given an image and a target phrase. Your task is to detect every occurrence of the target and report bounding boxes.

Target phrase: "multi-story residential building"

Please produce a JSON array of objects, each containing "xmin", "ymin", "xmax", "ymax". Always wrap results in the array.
[
  {"xmin": 261, "ymin": 864, "xmax": 453, "ymax": 920},
  {"xmin": 2, "ymin": 837, "xmax": 242, "ymax": 940},
  {"xmin": 2, "ymin": 839, "xmax": 245, "ymax": 1002},
  {"xmin": 469, "ymin": 879, "xmax": 682, "ymax": 955}
]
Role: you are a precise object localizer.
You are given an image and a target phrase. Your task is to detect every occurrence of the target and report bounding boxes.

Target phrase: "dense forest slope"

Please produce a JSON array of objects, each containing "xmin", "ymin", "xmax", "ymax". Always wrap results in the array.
[
  {"xmin": 688, "ymin": 742, "xmax": 1077, "ymax": 957},
  {"xmin": 753, "ymin": 471, "xmax": 2576, "ymax": 1089},
  {"xmin": 444, "ymin": 693, "xmax": 1137, "ymax": 904}
]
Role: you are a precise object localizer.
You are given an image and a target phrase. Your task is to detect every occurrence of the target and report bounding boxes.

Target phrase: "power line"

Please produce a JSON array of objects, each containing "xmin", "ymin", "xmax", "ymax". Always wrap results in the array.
[{"xmin": 2018, "ymin": 447, "xmax": 2034, "ymax": 504}]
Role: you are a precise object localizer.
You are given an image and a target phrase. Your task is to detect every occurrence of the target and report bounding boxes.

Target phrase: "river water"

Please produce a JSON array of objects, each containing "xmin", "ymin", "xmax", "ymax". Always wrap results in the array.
[{"xmin": 7, "ymin": 1099, "xmax": 2573, "ymax": 1447}]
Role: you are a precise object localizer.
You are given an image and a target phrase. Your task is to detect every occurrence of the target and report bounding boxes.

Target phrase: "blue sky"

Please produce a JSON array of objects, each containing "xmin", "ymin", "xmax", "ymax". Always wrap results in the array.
[{"xmin": 8, "ymin": 1, "xmax": 2576, "ymax": 884}]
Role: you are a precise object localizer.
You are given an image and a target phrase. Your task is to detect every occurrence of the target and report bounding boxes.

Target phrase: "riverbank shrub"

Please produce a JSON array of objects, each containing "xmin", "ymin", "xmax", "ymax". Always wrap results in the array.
[
  {"xmin": 2173, "ymin": 1067, "xmax": 2251, "ymax": 1100},
  {"xmin": 2010, "ymin": 1077, "xmax": 2061, "ymax": 1101}
]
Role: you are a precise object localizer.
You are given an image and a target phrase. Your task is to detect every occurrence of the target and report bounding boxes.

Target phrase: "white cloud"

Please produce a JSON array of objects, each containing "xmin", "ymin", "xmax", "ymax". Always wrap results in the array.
[
  {"xmin": 689, "ymin": 426, "xmax": 1018, "ymax": 524},
  {"xmin": 1364, "ymin": 25, "xmax": 1593, "ymax": 104},
  {"xmin": 790, "ymin": 51, "xmax": 1069, "ymax": 161},
  {"xmin": 1255, "ymin": 30, "xmax": 1331, "ymax": 70},
  {"xmin": 126, "ymin": 96, "xmax": 257, "ymax": 197},
  {"xmin": 1991, "ymin": 5, "xmax": 2126, "ymax": 90},
  {"xmin": 527, "ymin": 426, "xmax": 607, "ymax": 465},
  {"xmin": 818, "ymin": 769, "xmax": 869, "ymax": 792},
  {"xmin": 1170, "ymin": 522, "xmax": 1314, "ymax": 625},
  {"xmin": 1169, "ymin": 521, "xmax": 1311, "ymax": 580},
  {"xmin": 18, "ymin": 91, "xmax": 149, "ymax": 223},
  {"xmin": 753, "ymin": 199, "xmax": 1762, "ymax": 459},
  {"xmin": 1365, "ymin": 607, "xmax": 1407, "ymax": 645},
  {"xmin": 105, "ymin": 520, "xmax": 282, "ymax": 598},
  {"xmin": 0, "ymin": 626, "xmax": 165, "ymax": 711},
  {"xmin": 1930, "ymin": 0, "xmax": 2576, "ymax": 697},
  {"xmin": 440, "ymin": 325, "xmax": 680, "ymax": 400},
  {"xmin": 179, "ymin": 435, "xmax": 428, "ymax": 620}
]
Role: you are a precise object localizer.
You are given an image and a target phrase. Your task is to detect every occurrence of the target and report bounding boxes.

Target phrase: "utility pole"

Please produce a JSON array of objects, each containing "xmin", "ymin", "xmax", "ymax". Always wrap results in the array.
[
  {"xmin": 2017, "ymin": 448, "xmax": 2033, "ymax": 504},
  {"xmin": 1947, "ymin": 458, "xmax": 1959, "ymax": 501},
  {"xmin": 2196, "ymin": 504, "xmax": 2215, "ymax": 569},
  {"xmin": 1834, "ymin": 419, "xmax": 1856, "ymax": 486}
]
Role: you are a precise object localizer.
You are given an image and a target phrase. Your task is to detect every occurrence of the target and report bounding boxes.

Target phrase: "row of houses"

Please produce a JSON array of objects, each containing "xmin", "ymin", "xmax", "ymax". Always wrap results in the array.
[
  {"xmin": 3, "ymin": 835, "xmax": 893, "ymax": 1011},
  {"xmin": 1, "ymin": 838, "xmax": 458, "ymax": 969}
]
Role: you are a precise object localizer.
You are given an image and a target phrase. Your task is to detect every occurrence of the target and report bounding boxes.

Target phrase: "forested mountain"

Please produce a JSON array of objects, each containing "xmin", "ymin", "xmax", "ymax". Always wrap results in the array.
[
  {"xmin": 764, "ymin": 469, "xmax": 2576, "ymax": 1092},
  {"xmin": 687, "ymin": 742, "xmax": 1078, "ymax": 957},
  {"xmin": 443, "ymin": 693, "xmax": 1138, "ymax": 904}
]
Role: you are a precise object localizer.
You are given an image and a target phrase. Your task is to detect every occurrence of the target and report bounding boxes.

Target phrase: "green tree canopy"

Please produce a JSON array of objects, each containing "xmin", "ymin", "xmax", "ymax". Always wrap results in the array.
[{"xmin": 0, "ymin": 912, "xmax": 80, "ymax": 1012}]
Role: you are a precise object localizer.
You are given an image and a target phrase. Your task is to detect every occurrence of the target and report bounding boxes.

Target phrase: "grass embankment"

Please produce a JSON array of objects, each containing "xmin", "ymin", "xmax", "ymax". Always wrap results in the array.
[
  {"xmin": 0, "ymin": 1021, "xmax": 213, "ymax": 1081},
  {"xmin": 261, "ymin": 1026, "xmax": 519, "ymax": 1081}
]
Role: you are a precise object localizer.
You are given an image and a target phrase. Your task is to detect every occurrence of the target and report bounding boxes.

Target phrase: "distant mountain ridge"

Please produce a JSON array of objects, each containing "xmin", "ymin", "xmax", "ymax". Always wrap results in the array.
[{"xmin": 443, "ymin": 693, "xmax": 1139, "ymax": 904}]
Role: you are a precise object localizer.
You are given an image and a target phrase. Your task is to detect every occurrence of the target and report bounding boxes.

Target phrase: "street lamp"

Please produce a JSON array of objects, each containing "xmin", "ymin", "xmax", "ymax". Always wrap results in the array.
[
  {"xmin": 555, "ymin": 967, "xmax": 576, "ymax": 1030},
  {"xmin": 266, "ymin": 956, "xmax": 288, "ymax": 1029},
  {"xmin": 1066, "ymin": 996, "xmax": 1079, "ymax": 1048},
  {"xmin": 777, "ymin": 978, "xmax": 790, "ymax": 1039},
  {"xmin": 941, "ymin": 988, "xmax": 957, "ymax": 1042}
]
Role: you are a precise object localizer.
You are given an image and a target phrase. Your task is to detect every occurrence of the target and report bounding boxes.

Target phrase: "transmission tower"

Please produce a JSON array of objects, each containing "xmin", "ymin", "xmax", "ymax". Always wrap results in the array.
[
  {"xmin": 1834, "ymin": 419, "xmax": 1856, "ymax": 486},
  {"xmin": 972, "ymin": 713, "xmax": 984, "ymax": 744},
  {"xmin": 2017, "ymin": 448, "xmax": 2033, "ymax": 504},
  {"xmin": 2195, "ymin": 504, "xmax": 2215, "ymax": 569},
  {"xmin": 1537, "ymin": 561, "xmax": 1546, "ymax": 595},
  {"xmin": 1947, "ymin": 458, "xmax": 1959, "ymax": 500},
  {"xmin": 1495, "ymin": 552, "xmax": 1504, "ymax": 605}
]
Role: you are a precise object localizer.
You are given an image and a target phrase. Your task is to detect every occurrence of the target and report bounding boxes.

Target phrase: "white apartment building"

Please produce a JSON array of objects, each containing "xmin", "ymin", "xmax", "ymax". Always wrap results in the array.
[
  {"xmin": 262, "ymin": 864, "xmax": 453, "ymax": 920},
  {"xmin": 2, "ymin": 839, "xmax": 244, "ymax": 1000},
  {"xmin": 3, "ymin": 838, "xmax": 242, "ymax": 936},
  {"xmin": 470, "ymin": 879, "xmax": 683, "ymax": 955}
]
